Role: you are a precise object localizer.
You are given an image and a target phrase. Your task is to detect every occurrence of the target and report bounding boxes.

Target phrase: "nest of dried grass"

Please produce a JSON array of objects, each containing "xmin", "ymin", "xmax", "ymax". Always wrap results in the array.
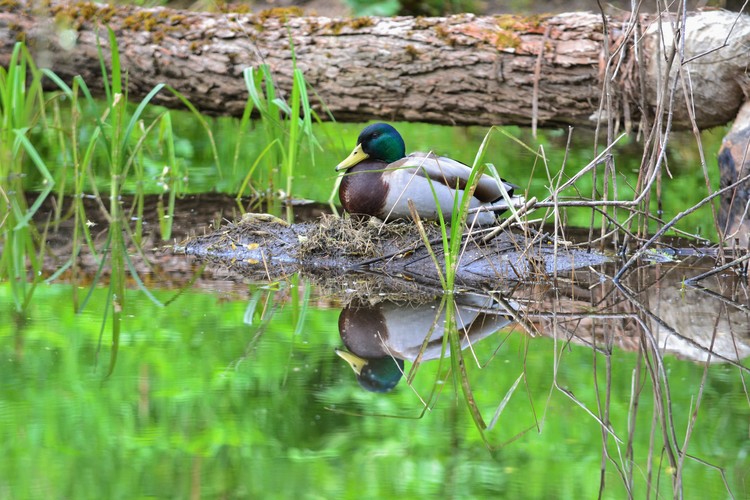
[{"xmin": 298, "ymin": 213, "xmax": 443, "ymax": 259}]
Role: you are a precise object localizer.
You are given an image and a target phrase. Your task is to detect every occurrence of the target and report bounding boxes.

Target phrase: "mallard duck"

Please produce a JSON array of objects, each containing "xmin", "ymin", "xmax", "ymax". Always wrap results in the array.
[
  {"xmin": 335, "ymin": 123, "xmax": 522, "ymax": 225},
  {"xmin": 336, "ymin": 294, "xmax": 516, "ymax": 392}
]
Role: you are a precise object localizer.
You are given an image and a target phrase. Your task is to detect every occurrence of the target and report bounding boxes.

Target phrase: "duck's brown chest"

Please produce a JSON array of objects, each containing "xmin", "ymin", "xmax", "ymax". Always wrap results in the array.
[{"xmin": 338, "ymin": 162, "xmax": 389, "ymax": 218}]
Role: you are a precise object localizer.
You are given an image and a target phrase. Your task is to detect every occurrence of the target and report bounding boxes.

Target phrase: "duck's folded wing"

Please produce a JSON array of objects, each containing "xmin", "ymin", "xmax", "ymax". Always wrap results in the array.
[{"xmin": 391, "ymin": 152, "xmax": 515, "ymax": 203}]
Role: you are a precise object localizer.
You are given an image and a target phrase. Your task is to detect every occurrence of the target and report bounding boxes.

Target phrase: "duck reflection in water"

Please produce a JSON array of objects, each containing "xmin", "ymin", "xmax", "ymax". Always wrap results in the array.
[{"xmin": 336, "ymin": 293, "xmax": 517, "ymax": 392}]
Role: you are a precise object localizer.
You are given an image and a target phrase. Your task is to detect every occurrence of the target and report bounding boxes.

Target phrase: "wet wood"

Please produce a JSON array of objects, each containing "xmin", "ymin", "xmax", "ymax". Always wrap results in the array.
[
  {"xmin": 1, "ymin": 2, "xmax": 749, "ymax": 129},
  {"xmin": 179, "ymin": 213, "xmax": 612, "ymax": 288}
]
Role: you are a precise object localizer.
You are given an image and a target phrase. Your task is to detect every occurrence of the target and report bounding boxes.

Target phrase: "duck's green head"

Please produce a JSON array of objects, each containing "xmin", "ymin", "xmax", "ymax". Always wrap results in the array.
[
  {"xmin": 335, "ymin": 348, "xmax": 405, "ymax": 393},
  {"xmin": 335, "ymin": 123, "xmax": 406, "ymax": 171}
]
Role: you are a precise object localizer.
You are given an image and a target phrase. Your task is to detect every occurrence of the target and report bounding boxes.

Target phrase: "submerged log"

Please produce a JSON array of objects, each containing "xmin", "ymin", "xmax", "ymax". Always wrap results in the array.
[
  {"xmin": 180, "ymin": 213, "xmax": 612, "ymax": 288},
  {"xmin": 1, "ymin": 2, "xmax": 749, "ymax": 129}
]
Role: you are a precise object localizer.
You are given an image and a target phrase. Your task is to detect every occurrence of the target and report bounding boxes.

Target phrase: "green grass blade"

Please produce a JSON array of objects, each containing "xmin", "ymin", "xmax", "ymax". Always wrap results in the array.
[
  {"xmin": 164, "ymin": 84, "xmax": 222, "ymax": 179},
  {"xmin": 41, "ymin": 68, "xmax": 73, "ymax": 97},
  {"xmin": 12, "ymin": 133, "xmax": 54, "ymax": 228},
  {"xmin": 108, "ymin": 27, "xmax": 122, "ymax": 96},
  {"xmin": 446, "ymin": 300, "xmax": 488, "ymax": 434},
  {"xmin": 232, "ymin": 96, "xmax": 255, "ymax": 176},
  {"xmin": 77, "ymin": 230, "xmax": 113, "ymax": 314},
  {"xmin": 157, "ymin": 112, "xmax": 178, "ymax": 240},
  {"xmin": 123, "ymin": 247, "xmax": 164, "ymax": 307},
  {"xmin": 236, "ymin": 138, "xmax": 280, "ymax": 200},
  {"xmin": 119, "ymin": 83, "xmax": 166, "ymax": 166},
  {"xmin": 96, "ymin": 33, "xmax": 112, "ymax": 103}
]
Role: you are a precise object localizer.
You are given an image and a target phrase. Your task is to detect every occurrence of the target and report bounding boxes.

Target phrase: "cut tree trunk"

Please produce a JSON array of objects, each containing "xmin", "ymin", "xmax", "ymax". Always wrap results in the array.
[
  {"xmin": 1, "ymin": 1, "xmax": 749, "ymax": 130},
  {"xmin": 718, "ymin": 98, "xmax": 750, "ymax": 246}
]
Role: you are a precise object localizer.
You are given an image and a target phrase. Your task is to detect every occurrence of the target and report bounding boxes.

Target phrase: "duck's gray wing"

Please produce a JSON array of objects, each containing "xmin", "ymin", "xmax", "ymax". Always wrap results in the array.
[{"xmin": 390, "ymin": 152, "xmax": 515, "ymax": 203}]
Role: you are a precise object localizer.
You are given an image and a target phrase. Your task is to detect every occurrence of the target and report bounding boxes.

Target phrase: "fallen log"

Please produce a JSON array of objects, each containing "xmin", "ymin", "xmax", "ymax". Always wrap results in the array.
[
  {"xmin": 179, "ymin": 213, "xmax": 612, "ymax": 288},
  {"xmin": 1, "ymin": 2, "xmax": 749, "ymax": 129}
]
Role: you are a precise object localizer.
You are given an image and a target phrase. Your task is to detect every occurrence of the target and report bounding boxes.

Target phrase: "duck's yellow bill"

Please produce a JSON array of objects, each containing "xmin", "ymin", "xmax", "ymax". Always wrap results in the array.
[
  {"xmin": 335, "ymin": 144, "xmax": 369, "ymax": 171},
  {"xmin": 335, "ymin": 349, "xmax": 367, "ymax": 375}
]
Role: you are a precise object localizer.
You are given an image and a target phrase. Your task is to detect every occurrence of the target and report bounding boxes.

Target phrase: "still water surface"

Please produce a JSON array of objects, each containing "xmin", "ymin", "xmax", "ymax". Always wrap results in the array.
[
  {"xmin": 3, "ymin": 122, "xmax": 748, "ymax": 498},
  {"xmin": 1, "ymin": 247, "xmax": 748, "ymax": 498}
]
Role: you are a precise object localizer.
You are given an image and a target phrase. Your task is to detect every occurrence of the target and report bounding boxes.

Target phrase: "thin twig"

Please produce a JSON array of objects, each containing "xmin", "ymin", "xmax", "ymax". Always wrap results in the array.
[
  {"xmin": 481, "ymin": 197, "xmax": 538, "ymax": 242},
  {"xmin": 685, "ymin": 252, "xmax": 750, "ymax": 285},
  {"xmin": 615, "ymin": 173, "xmax": 750, "ymax": 281},
  {"xmin": 531, "ymin": 25, "xmax": 552, "ymax": 139}
]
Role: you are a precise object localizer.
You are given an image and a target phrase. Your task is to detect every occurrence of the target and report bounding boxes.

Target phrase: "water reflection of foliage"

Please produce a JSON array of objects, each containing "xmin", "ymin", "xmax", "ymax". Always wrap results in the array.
[
  {"xmin": 320, "ymin": 254, "xmax": 749, "ymax": 496},
  {"xmin": 1, "ymin": 273, "xmax": 748, "ymax": 497}
]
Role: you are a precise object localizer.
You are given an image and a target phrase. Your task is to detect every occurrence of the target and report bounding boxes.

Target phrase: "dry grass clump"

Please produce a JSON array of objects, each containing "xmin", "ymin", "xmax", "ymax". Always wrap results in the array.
[
  {"xmin": 298, "ymin": 214, "xmax": 442, "ymax": 259},
  {"xmin": 307, "ymin": 271, "xmax": 443, "ymax": 307}
]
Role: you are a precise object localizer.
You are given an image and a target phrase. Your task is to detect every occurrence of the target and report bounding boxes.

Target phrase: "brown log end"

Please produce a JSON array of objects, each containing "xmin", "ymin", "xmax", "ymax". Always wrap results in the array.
[{"xmin": 718, "ymin": 96, "xmax": 750, "ymax": 246}]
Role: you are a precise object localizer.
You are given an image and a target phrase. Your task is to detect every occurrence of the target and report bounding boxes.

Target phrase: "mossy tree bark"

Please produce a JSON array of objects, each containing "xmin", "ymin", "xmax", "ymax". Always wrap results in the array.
[{"xmin": 1, "ymin": 1, "xmax": 749, "ymax": 130}]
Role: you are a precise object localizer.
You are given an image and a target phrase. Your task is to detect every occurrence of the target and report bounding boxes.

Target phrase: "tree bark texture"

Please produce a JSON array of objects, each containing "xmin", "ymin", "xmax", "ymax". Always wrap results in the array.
[
  {"xmin": 1, "ymin": 1, "xmax": 749, "ymax": 129},
  {"xmin": 718, "ymin": 98, "xmax": 750, "ymax": 246}
]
